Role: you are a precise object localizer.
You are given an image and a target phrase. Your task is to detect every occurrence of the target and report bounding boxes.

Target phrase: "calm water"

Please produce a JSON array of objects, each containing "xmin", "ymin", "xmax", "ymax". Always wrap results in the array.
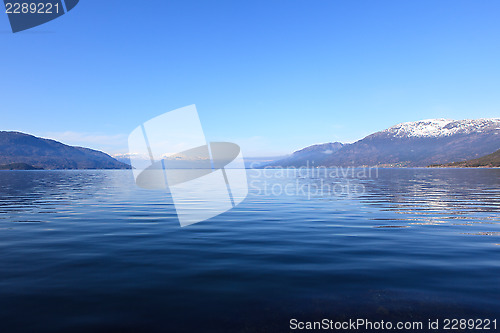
[{"xmin": 0, "ymin": 168, "xmax": 499, "ymax": 332}]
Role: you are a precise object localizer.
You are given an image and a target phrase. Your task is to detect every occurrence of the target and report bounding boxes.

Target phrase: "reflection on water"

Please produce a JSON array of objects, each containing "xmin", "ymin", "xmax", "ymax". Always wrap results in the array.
[
  {"xmin": 360, "ymin": 169, "xmax": 500, "ymax": 228},
  {"xmin": 0, "ymin": 169, "xmax": 499, "ymax": 332}
]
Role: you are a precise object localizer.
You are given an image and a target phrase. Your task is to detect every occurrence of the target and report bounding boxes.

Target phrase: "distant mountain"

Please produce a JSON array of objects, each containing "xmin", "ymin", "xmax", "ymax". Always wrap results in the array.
[
  {"xmin": 267, "ymin": 142, "xmax": 344, "ymax": 167},
  {"xmin": 111, "ymin": 154, "xmax": 132, "ymax": 166},
  {"xmin": 269, "ymin": 118, "xmax": 500, "ymax": 167},
  {"xmin": 0, "ymin": 131, "xmax": 130, "ymax": 170},
  {"xmin": 243, "ymin": 156, "xmax": 287, "ymax": 168},
  {"xmin": 430, "ymin": 149, "xmax": 500, "ymax": 168}
]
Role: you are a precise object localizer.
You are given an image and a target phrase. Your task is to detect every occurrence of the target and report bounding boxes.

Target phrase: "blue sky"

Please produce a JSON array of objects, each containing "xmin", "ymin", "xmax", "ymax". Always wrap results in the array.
[{"xmin": 2, "ymin": 0, "xmax": 499, "ymax": 156}]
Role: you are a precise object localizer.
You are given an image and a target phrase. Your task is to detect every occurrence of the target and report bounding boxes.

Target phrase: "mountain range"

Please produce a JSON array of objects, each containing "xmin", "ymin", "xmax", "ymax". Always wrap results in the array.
[
  {"xmin": 2, "ymin": 118, "xmax": 499, "ymax": 170},
  {"xmin": 0, "ymin": 131, "xmax": 130, "ymax": 170},
  {"xmin": 269, "ymin": 118, "xmax": 500, "ymax": 167}
]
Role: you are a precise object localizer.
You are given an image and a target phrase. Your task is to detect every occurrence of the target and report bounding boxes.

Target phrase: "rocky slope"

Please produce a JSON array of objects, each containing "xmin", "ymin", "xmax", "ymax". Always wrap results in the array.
[{"xmin": 430, "ymin": 149, "xmax": 500, "ymax": 168}]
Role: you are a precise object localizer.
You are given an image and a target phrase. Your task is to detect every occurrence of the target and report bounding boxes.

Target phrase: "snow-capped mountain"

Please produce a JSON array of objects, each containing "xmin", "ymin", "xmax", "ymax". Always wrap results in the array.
[
  {"xmin": 381, "ymin": 118, "xmax": 500, "ymax": 138},
  {"xmin": 270, "ymin": 118, "xmax": 500, "ymax": 167}
]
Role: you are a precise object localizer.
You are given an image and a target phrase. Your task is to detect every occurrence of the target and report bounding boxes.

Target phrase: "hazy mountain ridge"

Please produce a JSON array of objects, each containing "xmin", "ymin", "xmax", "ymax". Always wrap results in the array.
[
  {"xmin": 269, "ymin": 118, "xmax": 500, "ymax": 167},
  {"xmin": 267, "ymin": 142, "xmax": 344, "ymax": 167},
  {"xmin": 0, "ymin": 131, "xmax": 130, "ymax": 170}
]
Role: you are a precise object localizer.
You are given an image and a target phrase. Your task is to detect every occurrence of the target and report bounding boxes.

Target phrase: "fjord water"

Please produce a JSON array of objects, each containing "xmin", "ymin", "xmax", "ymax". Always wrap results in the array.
[{"xmin": 0, "ymin": 169, "xmax": 499, "ymax": 332}]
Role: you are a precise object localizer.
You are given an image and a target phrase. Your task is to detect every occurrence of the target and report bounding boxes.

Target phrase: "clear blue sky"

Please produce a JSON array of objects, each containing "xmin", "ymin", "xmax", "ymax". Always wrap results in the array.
[{"xmin": 2, "ymin": 0, "xmax": 499, "ymax": 156}]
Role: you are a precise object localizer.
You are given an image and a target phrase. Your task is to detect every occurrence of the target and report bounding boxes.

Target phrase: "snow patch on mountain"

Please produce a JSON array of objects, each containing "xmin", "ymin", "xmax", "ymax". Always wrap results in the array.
[{"xmin": 383, "ymin": 118, "xmax": 500, "ymax": 138}]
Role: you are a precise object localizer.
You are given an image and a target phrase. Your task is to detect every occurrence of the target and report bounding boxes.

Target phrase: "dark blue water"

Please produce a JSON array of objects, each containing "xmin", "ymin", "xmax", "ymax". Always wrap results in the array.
[{"xmin": 0, "ymin": 169, "xmax": 499, "ymax": 332}]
